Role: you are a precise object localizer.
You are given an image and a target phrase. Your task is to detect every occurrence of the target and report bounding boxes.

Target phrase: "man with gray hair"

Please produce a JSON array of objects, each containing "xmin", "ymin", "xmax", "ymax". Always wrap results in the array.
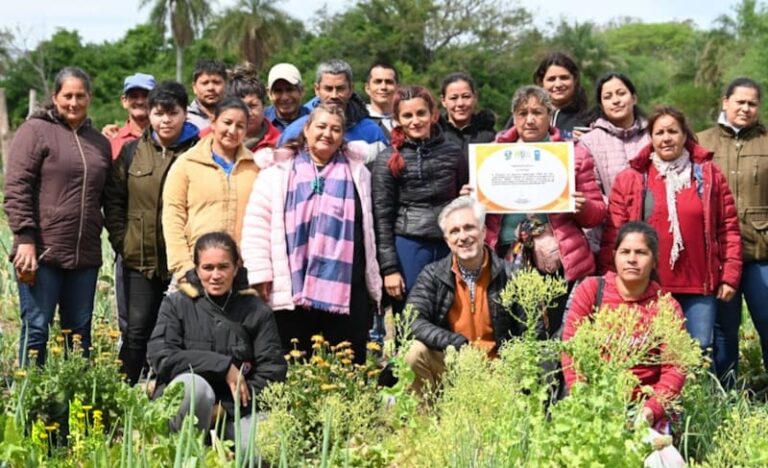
[
  {"xmin": 277, "ymin": 59, "xmax": 389, "ymax": 161},
  {"xmin": 404, "ymin": 196, "xmax": 524, "ymax": 396}
]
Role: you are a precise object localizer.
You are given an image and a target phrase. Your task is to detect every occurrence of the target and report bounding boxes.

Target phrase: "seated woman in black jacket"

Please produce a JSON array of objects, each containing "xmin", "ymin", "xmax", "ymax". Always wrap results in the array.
[{"xmin": 147, "ymin": 231, "xmax": 286, "ymax": 446}]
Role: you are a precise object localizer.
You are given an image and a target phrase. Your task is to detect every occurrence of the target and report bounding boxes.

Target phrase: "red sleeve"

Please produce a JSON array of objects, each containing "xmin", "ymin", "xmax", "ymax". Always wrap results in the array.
[
  {"xmin": 573, "ymin": 145, "xmax": 607, "ymax": 229},
  {"xmin": 485, "ymin": 214, "xmax": 502, "ymax": 249},
  {"xmin": 713, "ymin": 165, "xmax": 742, "ymax": 289},
  {"xmin": 561, "ymin": 277, "xmax": 600, "ymax": 389},
  {"xmin": 599, "ymin": 171, "xmax": 633, "ymax": 274}
]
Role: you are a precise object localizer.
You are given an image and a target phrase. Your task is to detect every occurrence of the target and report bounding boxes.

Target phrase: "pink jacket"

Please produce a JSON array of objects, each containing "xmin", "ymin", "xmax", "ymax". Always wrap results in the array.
[
  {"xmin": 240, "ymin": 142, "xmax": 383, "ymax": 310},
  {"xmin": 486, "ymin": 127, "xmax": 607, "ymax": 282},
  {"xmin": 577, "ymin": 117, "xmax": 650, "ymax": 197}
]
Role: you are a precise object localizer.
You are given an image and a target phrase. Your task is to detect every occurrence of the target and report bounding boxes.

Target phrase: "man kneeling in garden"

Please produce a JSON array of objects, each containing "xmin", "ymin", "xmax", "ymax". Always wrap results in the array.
[{"xmin": 405, "ymin": 196, "xmax": 523, "ymax": 395}]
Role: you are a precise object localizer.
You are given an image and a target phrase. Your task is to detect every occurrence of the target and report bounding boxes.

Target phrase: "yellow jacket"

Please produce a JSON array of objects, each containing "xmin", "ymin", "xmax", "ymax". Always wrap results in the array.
[{"xmin": 162, "ymin": 136, "xmax": 258, "ymax": 279}]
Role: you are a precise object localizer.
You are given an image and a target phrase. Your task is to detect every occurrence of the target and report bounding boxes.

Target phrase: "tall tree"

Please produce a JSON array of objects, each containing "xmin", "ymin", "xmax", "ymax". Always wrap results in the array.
[
  {"xmin": 211, "ymin": 0, "xmax": 303, "ymax": 71},
  {"xmin": 139, "ymin": 0, "xmax": 212, "ymax": 82}
]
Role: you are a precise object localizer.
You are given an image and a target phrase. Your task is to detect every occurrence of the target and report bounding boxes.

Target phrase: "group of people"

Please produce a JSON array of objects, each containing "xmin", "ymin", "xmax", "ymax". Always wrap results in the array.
[{"xmin": 3, "ymin": 50, "xmax": 767, "ymax": 440}]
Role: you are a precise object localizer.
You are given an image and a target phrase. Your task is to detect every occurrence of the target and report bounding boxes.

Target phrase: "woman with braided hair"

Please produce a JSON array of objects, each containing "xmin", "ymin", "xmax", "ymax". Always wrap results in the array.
[{"xmin": 371, "ymin": 86, "xmax": 468, "ymax": 308}]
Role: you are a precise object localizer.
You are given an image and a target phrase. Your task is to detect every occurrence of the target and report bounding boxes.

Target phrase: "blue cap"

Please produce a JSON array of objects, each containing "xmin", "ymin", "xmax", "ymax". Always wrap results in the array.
[{"xmin": 123, "ymin": 73, "xmax": 156, "ymax": 93}]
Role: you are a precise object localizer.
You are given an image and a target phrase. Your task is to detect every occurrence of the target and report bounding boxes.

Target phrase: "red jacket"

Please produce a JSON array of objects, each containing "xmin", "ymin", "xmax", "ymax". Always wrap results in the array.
[
  {"xmin": 600, "ymin": 140, "xmax": 742, "ymax": 293},
  {"xmin": 561, "ymin": 272, "xmax": 686, "ymax": 424},
  {"xmin": 199, "ymin": 119, "xmax": 281, "ymax": 152},
  {"xmin": 486, "ymin": 127, "xmax": 606, "ymax": 282}
]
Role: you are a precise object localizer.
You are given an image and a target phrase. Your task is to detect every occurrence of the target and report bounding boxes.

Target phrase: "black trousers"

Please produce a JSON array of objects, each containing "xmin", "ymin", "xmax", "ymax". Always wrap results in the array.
[
  {"xmin": 119, "ymin": 268, "xmax": 169, "ymax": 384},
  {"xmin": 274, "ymin": 284, "xmax": 372, "ymax": 364}
]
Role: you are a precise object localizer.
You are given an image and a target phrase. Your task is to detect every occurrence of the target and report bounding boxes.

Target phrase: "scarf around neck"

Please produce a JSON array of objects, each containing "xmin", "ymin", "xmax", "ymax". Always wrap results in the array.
[
  {"xmin": 650, "ymin": 148, "xmax": 692, "ymax": 268},
  {"xmin": 284, "ymin": 150, "xmax": 357, "ymax": 314}
]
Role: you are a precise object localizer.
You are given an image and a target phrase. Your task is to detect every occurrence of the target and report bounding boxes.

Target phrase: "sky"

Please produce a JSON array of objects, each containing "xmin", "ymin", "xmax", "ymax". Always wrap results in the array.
[{"xmin": 0, "ymin": 0, "xmax": 741, "ymax": 46}]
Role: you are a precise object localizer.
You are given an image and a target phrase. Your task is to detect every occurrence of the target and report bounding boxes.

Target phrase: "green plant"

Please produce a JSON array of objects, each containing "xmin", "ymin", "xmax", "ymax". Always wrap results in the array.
[{"xmin": 257, "ymin": 335, "xmax": 392, "ymax": 466}]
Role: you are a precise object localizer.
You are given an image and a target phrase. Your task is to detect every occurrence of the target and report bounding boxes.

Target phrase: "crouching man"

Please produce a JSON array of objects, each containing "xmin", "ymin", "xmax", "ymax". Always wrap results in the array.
[{"xmin": 405, "ymin": 196, "xmax": 524, "ymax": 395}]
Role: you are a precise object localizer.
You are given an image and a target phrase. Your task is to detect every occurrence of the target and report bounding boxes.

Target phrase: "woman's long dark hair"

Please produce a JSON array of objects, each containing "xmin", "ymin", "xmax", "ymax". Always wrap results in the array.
[
  {"xmin": 532, "ymin": 52, "xmax": 588, "ymax": 112},
  {"xmin": 592, "ymin": 72, "xmax": 643, "ymax": 122}
]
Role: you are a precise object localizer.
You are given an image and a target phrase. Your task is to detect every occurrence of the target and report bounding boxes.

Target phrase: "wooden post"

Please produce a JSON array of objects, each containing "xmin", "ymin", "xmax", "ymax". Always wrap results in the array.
[
  {"xmin": 27, "ymin": 89, "xmax": 37, "ymax": 118},
  {"xmin": 0, "ymin": 88, "xmax": 9, "ymax": 174}
]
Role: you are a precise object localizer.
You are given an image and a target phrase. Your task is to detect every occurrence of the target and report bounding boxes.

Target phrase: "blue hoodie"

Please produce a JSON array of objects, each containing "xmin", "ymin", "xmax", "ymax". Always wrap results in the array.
[{"xmin": 277, "ymin": 95, "xmax": 389, "ymax": 147}]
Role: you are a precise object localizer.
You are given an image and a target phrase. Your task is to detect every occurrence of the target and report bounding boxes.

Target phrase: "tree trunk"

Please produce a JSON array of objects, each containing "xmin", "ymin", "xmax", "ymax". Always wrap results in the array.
[
  {"xmin": 176, "ymin": 46, "xmax": 183, "ymax": 83},
  {"xmin": 0, "ymin": 88, "xmax": 9, "ymax": 174}
]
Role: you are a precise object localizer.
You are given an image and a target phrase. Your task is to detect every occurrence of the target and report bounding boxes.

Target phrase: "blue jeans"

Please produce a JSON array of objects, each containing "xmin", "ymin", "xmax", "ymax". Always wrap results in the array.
[
  {"xmin": 17, "ymin": 264, "xmax": 99, "ymax": 366},
  {"xmin": 715, "ymin": 261, "xmax": 768, "ymax": 385},
  {"xmin": 395, "ymin": 235, "xmax": 450, "ymax": 293},
  {"xmin": 673, "ymin": 294, "xmax": 716, "ymax": 352},
  {"xmin": 392, "ymin": 236, "xmax": 450, "ymax": 314}
]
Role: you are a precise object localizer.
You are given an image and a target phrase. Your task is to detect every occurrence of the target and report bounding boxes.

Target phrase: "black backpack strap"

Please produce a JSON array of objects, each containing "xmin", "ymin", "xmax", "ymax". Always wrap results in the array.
[{"xmin": 594, "ymin": 276, "xmax": 605, "ymax": 308}]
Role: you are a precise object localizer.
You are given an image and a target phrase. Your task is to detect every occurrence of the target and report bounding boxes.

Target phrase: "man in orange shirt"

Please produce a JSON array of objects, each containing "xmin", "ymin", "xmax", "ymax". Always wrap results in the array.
[
  {"xmin": 405, "ymin": 197, "xmax": 524, "ymax": 395},
  {"xmin": 103, "ymin": 73, "xmax": 156, "ymax": 159}
]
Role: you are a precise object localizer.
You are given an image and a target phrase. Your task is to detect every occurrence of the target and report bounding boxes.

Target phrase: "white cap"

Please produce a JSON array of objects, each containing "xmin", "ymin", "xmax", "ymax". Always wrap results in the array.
[{"xmin": 268, "ymin": 63, "xmax": 302, "ymax": 89}]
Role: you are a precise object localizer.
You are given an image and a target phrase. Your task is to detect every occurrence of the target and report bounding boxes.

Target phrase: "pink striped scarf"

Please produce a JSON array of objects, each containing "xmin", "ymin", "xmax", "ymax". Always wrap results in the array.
[{"xmin": 284, "ymin": 150, "xmax": 356, "ymax": 314}]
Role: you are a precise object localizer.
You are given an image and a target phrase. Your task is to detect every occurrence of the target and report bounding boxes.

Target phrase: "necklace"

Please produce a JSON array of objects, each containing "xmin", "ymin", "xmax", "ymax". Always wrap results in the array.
[{"xmin": 204, "ymin": 289, "xmax": 233, "ymax": 312}]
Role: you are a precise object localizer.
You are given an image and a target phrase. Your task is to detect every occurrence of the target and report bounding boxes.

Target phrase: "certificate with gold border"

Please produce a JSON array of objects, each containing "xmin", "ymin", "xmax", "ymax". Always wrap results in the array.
[{"xmin": 469, "ymin": 142, "xmax": 575, "ymax": 213}]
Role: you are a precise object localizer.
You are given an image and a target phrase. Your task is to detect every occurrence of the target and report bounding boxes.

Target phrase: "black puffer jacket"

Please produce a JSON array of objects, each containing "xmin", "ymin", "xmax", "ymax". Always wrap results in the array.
[
  {"xmin": 407, "ymin": 251, "xmax": 524, "ymax": 351},
  {"xmin": 439, "ymin": 109, "xmax": 497, "ymax": 158},
  {"xmin": 371, "ymin": 125, "xmax": 467, "ymax": 275},
  {"xmin": 147, "ymin": 270, "xmax": 287, "ymax": 415}
]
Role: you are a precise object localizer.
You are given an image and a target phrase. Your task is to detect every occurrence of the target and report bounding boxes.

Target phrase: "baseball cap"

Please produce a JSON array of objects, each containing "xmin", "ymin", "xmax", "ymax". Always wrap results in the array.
[
  {"xmin": 268, "ymin": 63, "xmax": 302, "ymax": 89},
  {"xmin": 123, "ymin": 73, "xmax": 156, "ymax": 93}
]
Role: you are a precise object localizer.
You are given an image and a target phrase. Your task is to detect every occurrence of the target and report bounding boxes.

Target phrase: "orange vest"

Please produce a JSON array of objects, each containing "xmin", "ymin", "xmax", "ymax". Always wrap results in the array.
[{"xmin": 447, "ymin": 253, "xmax": 497, "ymax": 357}]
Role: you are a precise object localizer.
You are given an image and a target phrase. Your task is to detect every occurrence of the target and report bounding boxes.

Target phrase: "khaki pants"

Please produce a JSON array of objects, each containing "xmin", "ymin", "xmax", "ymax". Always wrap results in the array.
[{"xmin": 405, "ymin": 340, "xmax": 446, "ymax": 396}]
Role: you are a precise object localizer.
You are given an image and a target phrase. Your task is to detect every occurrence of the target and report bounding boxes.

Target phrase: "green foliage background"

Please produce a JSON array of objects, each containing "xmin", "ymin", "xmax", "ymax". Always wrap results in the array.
[{"xmin": 1, "ymin": 0, "xmax": 768, "ymax": 132}]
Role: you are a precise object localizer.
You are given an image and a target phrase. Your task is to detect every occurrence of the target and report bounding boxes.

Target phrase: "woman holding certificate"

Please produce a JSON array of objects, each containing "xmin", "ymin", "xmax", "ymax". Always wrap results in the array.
[
  {"xmin": 372, "ymin": 86, "xmax": 467, "ymax": 307},
  {"xmin": 486, "ymin": 85, "xmax": 606, "ymax": 337},
  {"xmin": 601, "ymin": 106, "xmax": 742, "ymax": 358}
]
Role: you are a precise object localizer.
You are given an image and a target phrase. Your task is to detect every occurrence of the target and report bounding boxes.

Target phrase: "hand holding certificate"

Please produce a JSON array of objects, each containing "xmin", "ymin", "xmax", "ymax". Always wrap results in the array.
[{"xmin": 468, "ymin": 142, "xmax": 576, "ymax": 213}]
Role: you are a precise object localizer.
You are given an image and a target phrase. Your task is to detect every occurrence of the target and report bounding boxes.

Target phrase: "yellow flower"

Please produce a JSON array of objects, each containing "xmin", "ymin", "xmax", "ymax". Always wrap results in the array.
[
  {"xmin": 114, "ymin": 359, "xmax": 123, "ymax": 366},
  {"xmin": 310, "ymin": 356, "xmax": 324, "ymax": 365},
  {"xmin": 367, "ymin": 370, "xmax": 381, "ymax": 378},
  {"xmin": 289, "ymin": 349, "xmax": 303, "ymax": 359},
  {"xmin": 77, "ymin": 412, "xmax": 86, "ymax": 419},
  {"xmin": 320, "ymin": 384, "xmax": 338, "ymax": 391},
  {"xmin": 336, "ymin": 341, "xmax": 352, "ymax": 349},
  {"xmin": 82, "ymin": 405, "xmax": 93, "ymax": 411},
  {"xmin": 312, "ymin": 343, "xmax": 322, "ymax": 350},
  {"xmin": 45, "ymin": 424, "xmax": 58, "ymax": 432},
  {"xmin": 93, "ymin": 410, "xmax": 103, "ymax": 419},
  {"xmin": 61, "ymin": 329, "xmax": 72, "ymax": 336},
  {"xmin": 341, "ymin": 358, "xmax": 352, "ymax": 366},
  {"xmin": 284, "ymin": 354, "xmax": 292, "ymax": 361},
  {"xmin": 13, "ymin": 370, "xmax": 27, "ymax": 379},
  {"xmin": 311, "ymin": 334, "xmax": 325, "ymax": 343},
  {"xmin": 108, "ymin": 329, "xmax": 121, "ymax": 339},
  {"xmin": 366, "ymin": 342, "xmax": 382, "ymax": 352},
  {"xmin": 55, "ymin": 336, "xmax": 65, "ymax": 344},
  {"xmin": 290, "ymin": 338, "xmax": 299, "ymax": 344},
  {"xmin": 50, "ymin": 346, "xmax": 63, "ymax": 356},
  {"xmin": 39, "ymin": 432, "xmax": 48, "ymax": 440},
  {"xmin": 72, "ymin": 334, "xmax": 82, "ymax": 342}
]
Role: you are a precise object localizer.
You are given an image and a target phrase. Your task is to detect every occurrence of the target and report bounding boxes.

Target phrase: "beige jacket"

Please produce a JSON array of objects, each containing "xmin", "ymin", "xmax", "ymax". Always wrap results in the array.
[{"xmin": 162, "ymin": 136, "xmax": 258, "ymax": 279}]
